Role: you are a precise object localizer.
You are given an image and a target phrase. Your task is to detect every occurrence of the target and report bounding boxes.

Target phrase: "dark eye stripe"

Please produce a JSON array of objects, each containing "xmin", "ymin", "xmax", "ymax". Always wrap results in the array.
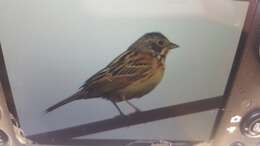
[
  {"xmin": 158, "ymin": 40, "xmax": 164, "ymax": 46},
  {"xmin": 151, "ymin": 43, "xmax": 161, "ymax": 53}
]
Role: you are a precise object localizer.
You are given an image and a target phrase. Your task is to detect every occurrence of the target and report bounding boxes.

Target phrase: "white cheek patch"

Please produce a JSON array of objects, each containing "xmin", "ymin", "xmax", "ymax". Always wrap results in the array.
[
  {"xmin": 160, "ymin": 48, "xmax": 168, "ymax": 56},
  {"xmin": 154, "ymin": 48, "xmax": 169, "ymax": 63},
  {"xmin": 157, "ymin": 55, "xmax": 161, "ymax": 60},
  {"xmin": 159, "ymin": 48, "xmax": 169, "ymax": 63}
]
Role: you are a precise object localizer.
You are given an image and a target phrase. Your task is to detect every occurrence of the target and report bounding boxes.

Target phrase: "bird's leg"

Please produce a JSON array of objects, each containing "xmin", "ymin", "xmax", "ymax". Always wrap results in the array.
[
  {"xmin": 126, "ymin": 100, "xmax": 141, "ymax": 112},
  {"xmin": 110, "ymin": 100, "xmax": 125, "ymax": 116}
]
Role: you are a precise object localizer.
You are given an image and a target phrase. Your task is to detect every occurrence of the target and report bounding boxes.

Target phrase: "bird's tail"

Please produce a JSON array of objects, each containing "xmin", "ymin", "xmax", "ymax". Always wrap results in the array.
[{"xmin": 45, "ymin": 91, "xmax": 85, "ymax": 113}]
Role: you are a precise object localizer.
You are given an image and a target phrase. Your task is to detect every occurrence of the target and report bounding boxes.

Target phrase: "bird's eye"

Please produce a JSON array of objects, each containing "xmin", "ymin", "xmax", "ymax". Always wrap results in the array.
[{"xmin": 158, "ymin": 40, "xmax": 164, "ymax": 46}]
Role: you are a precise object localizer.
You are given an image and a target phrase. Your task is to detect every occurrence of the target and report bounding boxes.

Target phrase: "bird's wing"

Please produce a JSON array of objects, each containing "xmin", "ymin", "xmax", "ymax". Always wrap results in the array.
[{"xmin": 80, "ymin": 51, "xmax": 154, "ymax": 96}]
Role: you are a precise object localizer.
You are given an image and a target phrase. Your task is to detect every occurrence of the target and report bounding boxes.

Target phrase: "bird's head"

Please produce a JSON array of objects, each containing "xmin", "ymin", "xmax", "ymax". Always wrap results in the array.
[{"xmin": 130, "ymin": 32, "xmax": 179, "ymax": 61}]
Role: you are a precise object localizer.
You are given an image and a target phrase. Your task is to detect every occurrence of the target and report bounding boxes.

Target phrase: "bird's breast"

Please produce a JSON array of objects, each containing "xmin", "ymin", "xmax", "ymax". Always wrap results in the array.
[{"xmin": 117, "ymin": 62, "xmax": 165, "ymax": 100}]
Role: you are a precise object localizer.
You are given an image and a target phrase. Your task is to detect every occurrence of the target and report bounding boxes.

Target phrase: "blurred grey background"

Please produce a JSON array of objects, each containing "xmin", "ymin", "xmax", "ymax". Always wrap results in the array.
[{"xmin": 0, "ymin": 0, "xmax": 248, "ymax": 141}]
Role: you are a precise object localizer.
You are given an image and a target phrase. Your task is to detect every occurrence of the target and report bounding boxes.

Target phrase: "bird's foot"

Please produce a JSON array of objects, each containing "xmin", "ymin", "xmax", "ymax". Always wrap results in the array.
[
  {"xmin": 119, "ymin": 111, "xmax": 127, "ymax": 117},
  {"xmin": 113, "ymin": 112, "xmax": 128, "ymax": 119},
  {"xmin": 133, "ymin": 107, "xmax": 142, "ymax": 113}
]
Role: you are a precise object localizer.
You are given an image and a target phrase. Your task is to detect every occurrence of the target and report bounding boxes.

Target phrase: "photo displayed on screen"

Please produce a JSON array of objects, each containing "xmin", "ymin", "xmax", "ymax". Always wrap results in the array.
[{"xmin": 0, "ymin": 0, "xmax": 249, "ymax": 141}]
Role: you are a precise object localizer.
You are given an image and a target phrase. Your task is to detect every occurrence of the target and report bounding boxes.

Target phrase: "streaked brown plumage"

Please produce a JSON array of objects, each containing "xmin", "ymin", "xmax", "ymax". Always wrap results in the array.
[{"xmin": 46, "ymin": 32, "xmax": 179, "ymax": 115}]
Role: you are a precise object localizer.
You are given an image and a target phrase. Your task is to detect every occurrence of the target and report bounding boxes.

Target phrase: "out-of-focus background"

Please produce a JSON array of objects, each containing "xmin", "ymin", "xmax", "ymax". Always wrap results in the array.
[{"xmin": 0, "ymin": 0, "xmax": 248, "ymax": 141}]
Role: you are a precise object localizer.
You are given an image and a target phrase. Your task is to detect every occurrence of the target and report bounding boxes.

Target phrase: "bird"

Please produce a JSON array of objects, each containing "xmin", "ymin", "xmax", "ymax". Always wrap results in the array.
[{"xmin": 46, "ymin": 32, "xmax": 179, "ymax": 115}]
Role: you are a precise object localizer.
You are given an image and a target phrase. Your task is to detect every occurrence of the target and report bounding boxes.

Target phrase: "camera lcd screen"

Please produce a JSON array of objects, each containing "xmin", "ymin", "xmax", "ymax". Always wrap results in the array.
[{"xmin": 0, "ymin": 0, "xmax": 249, "ymax": 142}]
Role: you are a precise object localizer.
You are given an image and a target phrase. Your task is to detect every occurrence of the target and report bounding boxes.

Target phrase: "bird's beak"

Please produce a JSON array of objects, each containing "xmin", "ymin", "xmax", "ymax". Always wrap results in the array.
[{"xmin": 168, "ymin": 42, "xmax": 179, "ymax": 49}]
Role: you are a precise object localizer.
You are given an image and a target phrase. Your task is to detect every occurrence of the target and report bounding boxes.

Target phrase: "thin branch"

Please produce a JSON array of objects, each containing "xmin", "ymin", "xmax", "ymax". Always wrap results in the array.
[{"xmin": 29, "ymin": 96, "xmax": 224, "ymax": 144}]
